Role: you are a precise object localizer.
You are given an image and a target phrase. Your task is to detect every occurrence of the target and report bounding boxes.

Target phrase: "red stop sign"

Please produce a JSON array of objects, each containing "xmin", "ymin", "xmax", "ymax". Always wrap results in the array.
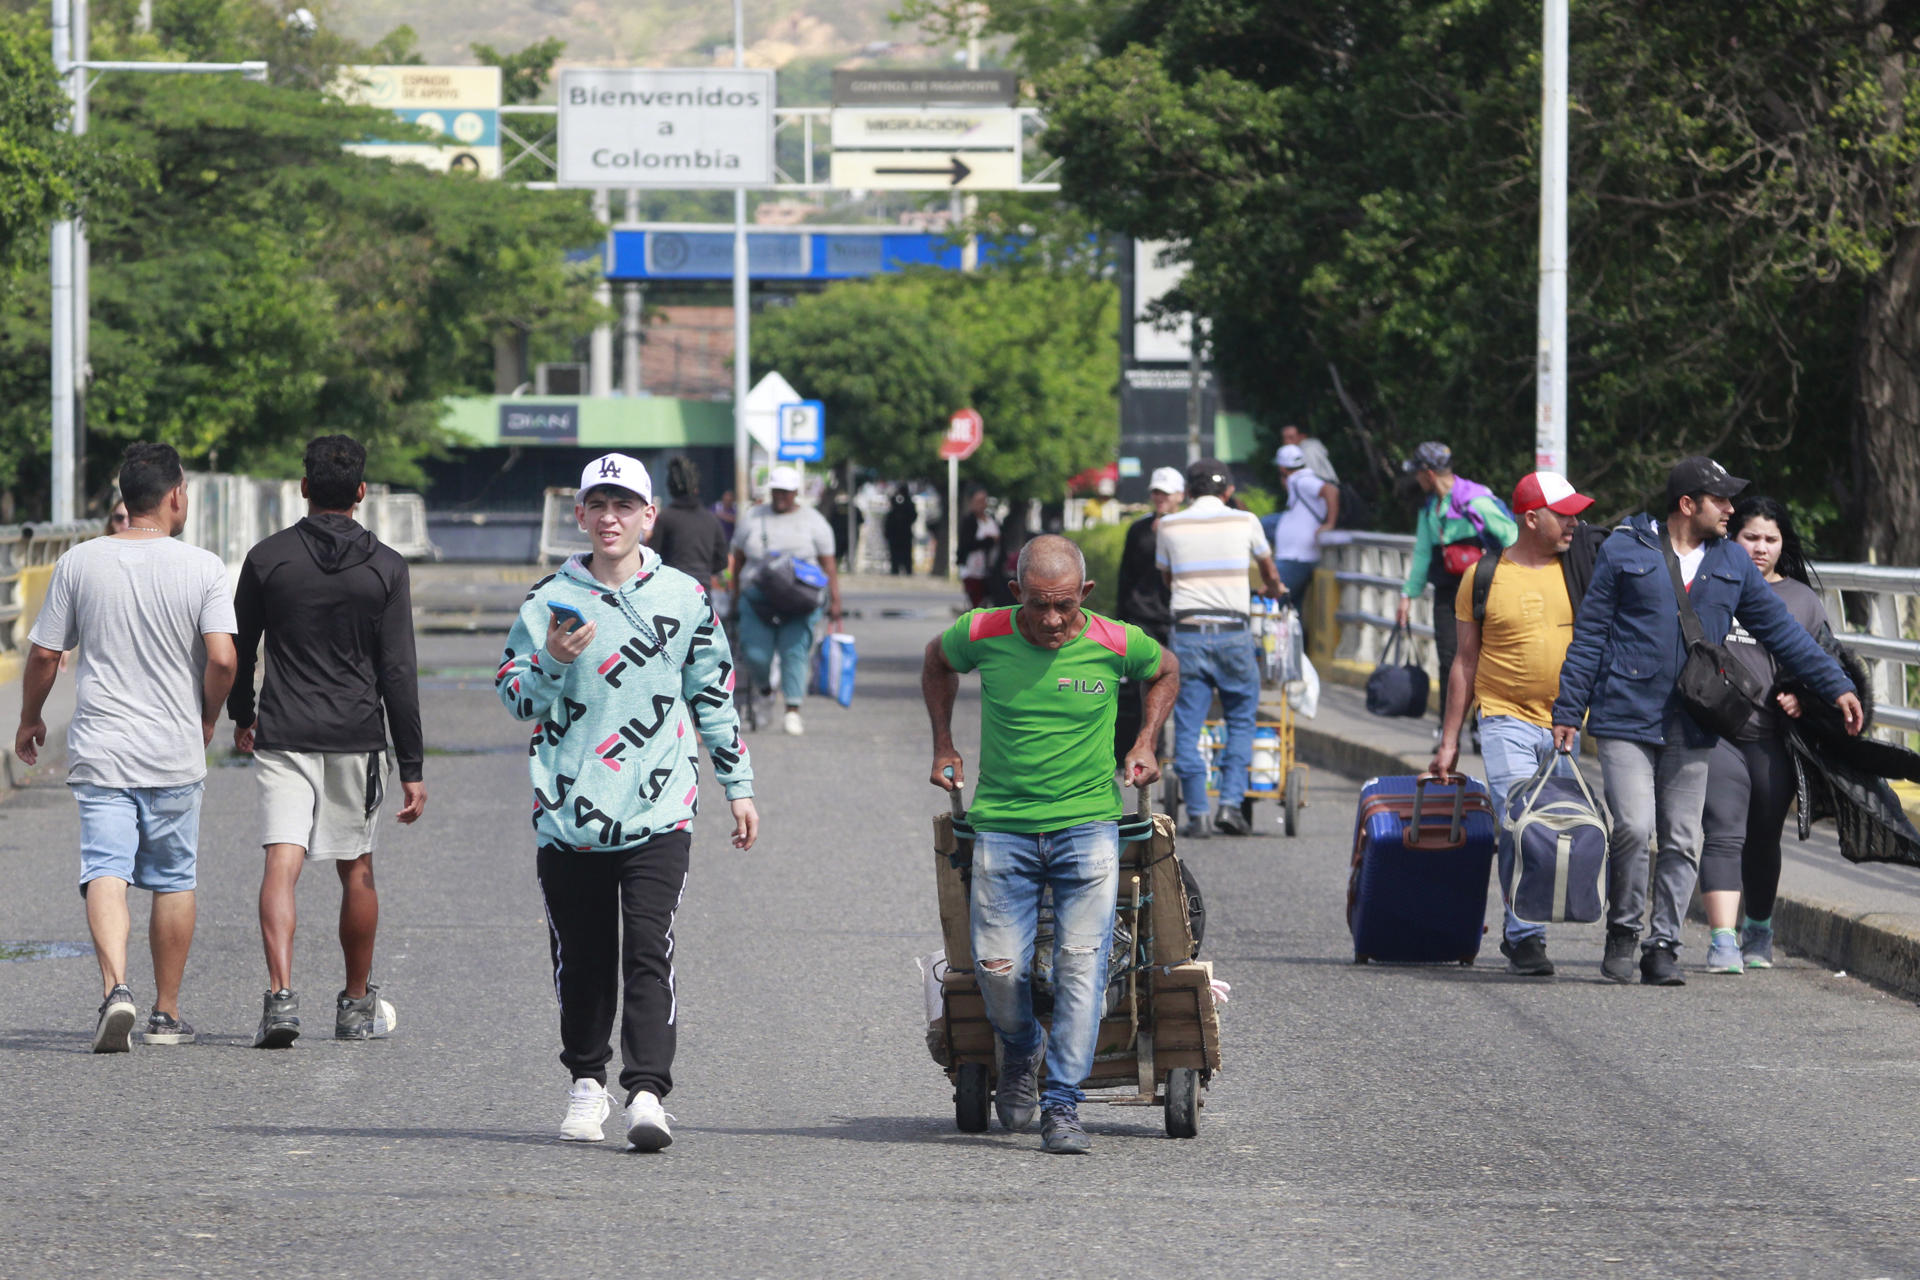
[{"xmin": 940, "ymin": 408, "xmax": 984, "ymax": 461}]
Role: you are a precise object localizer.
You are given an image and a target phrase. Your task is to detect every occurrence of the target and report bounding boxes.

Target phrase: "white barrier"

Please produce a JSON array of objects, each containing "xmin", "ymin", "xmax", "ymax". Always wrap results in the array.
[
  {"xmin": 1322, "ymin": 533, "xmax": 1920, "ymax": 743},
  {"xmin": 183, "ymin": 474, "xmax": 433, "ymax": 565}
]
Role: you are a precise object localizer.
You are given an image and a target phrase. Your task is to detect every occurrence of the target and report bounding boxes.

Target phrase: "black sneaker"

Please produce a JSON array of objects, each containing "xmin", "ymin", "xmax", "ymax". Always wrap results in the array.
[
  {"xmin": 1212, "ymin": 805, "xmax": 1251, "ymax": 837},
  {"xmin": 1640, "ymin": 943, "xmax": 1686, "ymax": 986},
  {"xmin": 92, "ymin": 984, "xmax": 136, "ymax": 1054},
  {"xmin": 1179, "ymin": 815, "xmax": 1211, "ymax": 840},
  {"xmin": 1501, "ymin": 935, "xmax": 1555, "ymax": 977},
  {"xmin": 140, "ymin": 1011, "xmax": 196, "ymax": 1046},
  {"xmin": 994, "ymin": 1028, "xmax": 1047, "ymax": 1132},
  {"xmin": 1601, "ymin": 928, "xmax": 1638, "ymax": 984},
  {"xmin": 335, "ymin": 983, "xmax": 398, "ymax": 1041},
  {"xmin": 253, "ymin": 988, "xmax": 301, "ymax": 1049},
  {"xmin": 1040, "ymin": 1104, "xmax": 1092, "ymax": 1155}
]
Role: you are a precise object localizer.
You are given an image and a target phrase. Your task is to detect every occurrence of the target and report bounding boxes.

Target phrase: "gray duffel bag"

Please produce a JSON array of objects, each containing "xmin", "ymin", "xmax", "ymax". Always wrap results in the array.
[{"xmin": 1506, "ymin": 749, "xmax": 1611, "ymax": 925}]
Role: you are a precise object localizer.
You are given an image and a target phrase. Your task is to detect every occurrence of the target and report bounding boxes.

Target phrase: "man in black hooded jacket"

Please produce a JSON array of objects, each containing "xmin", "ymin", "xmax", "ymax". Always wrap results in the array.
[{"xmin": 228, "ymin": 435, "xmax": 427, "ymax": 1049}]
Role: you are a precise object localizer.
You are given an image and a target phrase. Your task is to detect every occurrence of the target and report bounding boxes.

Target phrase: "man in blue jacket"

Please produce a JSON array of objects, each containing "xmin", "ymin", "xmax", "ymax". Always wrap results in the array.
[{"xmin": 1551, "ymin": 457, "xmax": 1862, "ymax": 986}]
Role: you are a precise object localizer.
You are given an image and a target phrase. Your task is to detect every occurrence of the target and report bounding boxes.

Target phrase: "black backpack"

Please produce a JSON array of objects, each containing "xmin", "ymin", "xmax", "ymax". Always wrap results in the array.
[{"xmin": 1469, "ymin": 522, "xmax": 1610, "ymax": 623}]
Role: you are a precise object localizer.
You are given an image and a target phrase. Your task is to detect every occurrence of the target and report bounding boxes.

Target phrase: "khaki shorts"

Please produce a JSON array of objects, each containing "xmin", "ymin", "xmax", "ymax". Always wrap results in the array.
[{"xmin": 255, "ymin": 749, "xmax": 390, "ymax": 861}]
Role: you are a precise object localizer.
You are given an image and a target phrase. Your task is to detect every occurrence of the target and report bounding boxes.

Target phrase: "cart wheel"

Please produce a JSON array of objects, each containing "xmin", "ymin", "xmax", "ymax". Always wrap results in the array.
[
  {"xmin": 1165, "ymin": 1068, "xmax": 1200, "ymax": 1139},
  {"xmin": 1162, "ymin": 770, "xmax": 1181, "ymax": 821},
  {"xmin": 1283, "ymin": 766, "xmax": 1305, "ymax": 836},
  {"xmin": 954, "ymin": 1063, "xmax": 991, "ymax": 1133},
  {"xmin": 1353, "ymin": 953, "xmax": 1371, "ymax": 965},
  {"xmin": 1458, "ymin": 956, "xmax": 1476, "ymax": 967}
]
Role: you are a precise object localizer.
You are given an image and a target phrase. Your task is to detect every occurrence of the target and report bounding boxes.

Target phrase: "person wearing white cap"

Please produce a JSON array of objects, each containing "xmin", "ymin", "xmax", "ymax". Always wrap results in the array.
[
  {"xmin": 1111, "ymin": 467, "xmax": 1185, "ymax": 761},
  {"xmin": 1263, "ymin": 443, "xmax": 1341, "ymax": 610},
  {"xmin": 727, "ymin": 464, "xmax": 840, "ymax": 735},
  {"xmin": 495, "ymin": 451, "xmax": 758, "ymax": 1149}
]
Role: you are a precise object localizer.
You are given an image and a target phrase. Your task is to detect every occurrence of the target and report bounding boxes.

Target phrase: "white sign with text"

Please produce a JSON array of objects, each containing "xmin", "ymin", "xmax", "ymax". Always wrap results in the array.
[{"xmin": 558, "ymin": 68, "xmax": 776, "ymax": 188}]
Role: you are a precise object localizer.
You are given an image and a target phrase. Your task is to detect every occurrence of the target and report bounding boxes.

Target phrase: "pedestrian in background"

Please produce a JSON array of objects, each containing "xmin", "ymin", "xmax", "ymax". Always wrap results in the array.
[
  {"xmin": 649, "ymin": 455, "xmax": 730, "ymax": 596},
  {"xmin": 1396, "ymin": 441, "xmax": 1517, "ymax": 735},
  {"xmin": 958, "ymin": 488, "xmax": 999, "ymax": 609},
  {"xmin": 1431, "ymin": 472, "xmax": 1594, "ymax": 977},
  {"xmin": 1157, "ymin": 458, "xmax": 1283, "ymax": 838},
  {"xmin": 15, "ymin": 443, "xmax": 237, "ymax": 1051},
  {"xmin": 1697, "ymin": 496, "xmax": 1834, "ymax": 975},
  {"xmin": 729, "ymin": 464, "xmax": 840, "ymax": 737},
  {"xmin": 711, "ymin": 489, "xmax": 736, "ymax": 545},
  {"xmin": 1114, "ymin": 467, "xmax": 1183, "ymax": 763},
  {"xmin": 1552, "ymin": 457, "xmax": 1861, "ymax": 985},
  {"xmin": 229, "ymin": 435, "xmax": 427, "ymax": 1049},
  {"xmin": 1263, "ymin": 443, "xmax": 1340, "ymax": 614},
  {"xmin": 1280, "ymin": 423, "xmax": 1338, "ymax": 484},
  {"xmin": 885, "ymin": 484, "xmax": 917, "ymax": 576},
  {"xmin": 104, "ymin": 497, "xmax": 128, "ymax": 534},
  {"xmin": 497, "ymin": 453, "xmax": 757, "ymax": 1151}
]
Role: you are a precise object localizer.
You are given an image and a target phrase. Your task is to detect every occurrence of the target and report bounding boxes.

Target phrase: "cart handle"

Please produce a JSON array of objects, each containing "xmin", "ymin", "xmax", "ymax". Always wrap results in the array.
[{"xmin": 943, "ymin": 765, "xmax": 966, "ymax": 821}]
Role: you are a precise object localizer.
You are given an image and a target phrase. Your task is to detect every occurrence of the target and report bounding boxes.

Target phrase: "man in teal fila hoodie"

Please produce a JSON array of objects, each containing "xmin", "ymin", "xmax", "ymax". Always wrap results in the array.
[{"xmin": 496, "ymin": 452, "xmax": 758, "ymax": 1153}]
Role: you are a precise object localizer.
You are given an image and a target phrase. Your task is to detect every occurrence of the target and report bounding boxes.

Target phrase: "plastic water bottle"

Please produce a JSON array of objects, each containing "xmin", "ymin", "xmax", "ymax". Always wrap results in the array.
[{"xmin": 1251, "ymin": 727, "xmax": 1281, "ymax": 791}]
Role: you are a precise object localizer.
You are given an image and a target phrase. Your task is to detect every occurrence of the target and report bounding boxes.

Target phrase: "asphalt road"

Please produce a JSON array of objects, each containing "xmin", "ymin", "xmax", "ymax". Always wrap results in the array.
[{"xmin": 3, "ymin": 572, "xmax": 1919, "ymax": 1279}]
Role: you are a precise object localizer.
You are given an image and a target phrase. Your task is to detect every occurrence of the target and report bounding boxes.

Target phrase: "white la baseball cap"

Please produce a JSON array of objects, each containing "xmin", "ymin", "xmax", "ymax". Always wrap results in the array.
[
  {"xmin": 578, "ymin": 453, "xmax": 653, "ymax": 504},
  {"xmin": 1274, "ymin": 444, "xmax": 1308, "ymax": 470},
  {"xmin": 766, "ymin": 464, "xmax": 803, "ymax": 493},
  {"xmin": 1149, "ymin": 466, "xmax": 1186, "ymax": 494}
]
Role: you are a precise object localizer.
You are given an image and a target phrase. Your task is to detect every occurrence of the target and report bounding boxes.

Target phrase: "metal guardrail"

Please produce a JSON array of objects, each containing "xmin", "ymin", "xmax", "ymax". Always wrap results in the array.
[
  {"xmin": 182, "ymin": 474, "xmax": 433, "ymax": 564},
  {"xmin": 1323, "ymin": 532, "xmax": 1920, "ymax": 741},
  {"xmin": 0, "ymin": 521, "xmax": 103, "ymax": 655}
]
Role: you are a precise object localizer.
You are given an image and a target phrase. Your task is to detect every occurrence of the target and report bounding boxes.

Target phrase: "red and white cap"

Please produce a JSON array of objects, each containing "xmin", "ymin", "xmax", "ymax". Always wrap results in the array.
[{"xmin": 1511, "ymin": 471, "xmax": 1593, "ymax": 516}]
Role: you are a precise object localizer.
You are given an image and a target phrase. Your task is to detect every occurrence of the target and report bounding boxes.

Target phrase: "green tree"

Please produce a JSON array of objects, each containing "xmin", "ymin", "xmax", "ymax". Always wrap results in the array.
[
  {"xmin": 0, "ymin": 2, "xmax": 604, "ymax": 506},
  {"xmin": 471, "ymin": 36, "xmax": 564, "ymax": 106},
  {"xmin": 931, "ymin": 0, "xmax": 1917, "ymax": 555},
  {"xmin": 753, "ymin": 268, "xmax": 1118, "ymax": 502}
]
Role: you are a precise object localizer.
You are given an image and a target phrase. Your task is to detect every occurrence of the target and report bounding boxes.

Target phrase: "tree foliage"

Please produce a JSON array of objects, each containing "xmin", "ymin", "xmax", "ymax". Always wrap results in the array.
[
  {"xmin": 752, "ymin": 268, "xmax": 1118, "ymax": 502},
  {"xmin": 928, "ymin": 0, "xmax": 1920, "ymax": 555},
  {"xmin": 0, "ymin": 2, "xmax": 601, "ymax": 509}
]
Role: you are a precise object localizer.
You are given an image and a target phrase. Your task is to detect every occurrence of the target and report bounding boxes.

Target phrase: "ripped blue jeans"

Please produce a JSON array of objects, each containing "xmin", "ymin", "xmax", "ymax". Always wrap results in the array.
[{"xmin": 969, "ymin": 822, "xmax": 1119, "ymax": 1110}]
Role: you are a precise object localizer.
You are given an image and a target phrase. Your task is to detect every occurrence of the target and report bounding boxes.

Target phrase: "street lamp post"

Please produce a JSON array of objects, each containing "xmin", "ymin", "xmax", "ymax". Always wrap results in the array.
[
  {"xmin": 47, "ymin": 0, "xmax": 266, "ymax": 522},
  {"xmin": 1535, "ymin": 0, "xmax": 1569, "ymax": 475}
]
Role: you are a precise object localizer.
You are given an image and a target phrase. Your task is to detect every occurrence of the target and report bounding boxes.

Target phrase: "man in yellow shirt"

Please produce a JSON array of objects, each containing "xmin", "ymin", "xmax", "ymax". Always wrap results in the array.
[{"xmin": 1431, "ymin": 472, "xmax": 1594, "ymax": 976}]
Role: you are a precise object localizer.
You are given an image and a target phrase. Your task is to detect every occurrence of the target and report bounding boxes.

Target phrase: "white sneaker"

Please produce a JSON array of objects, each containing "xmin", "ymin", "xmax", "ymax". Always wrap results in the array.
[
  {"xmin": 782, "ymin": 709, "xmax": 804, "ymax": 736},
  {"xmin": 624, "ymin": 1090, "xmax": 675, "ymax": 1151},
  {"xmin": 559, "ymin": 1078, "xmax": 611, "ymax": 1142}
]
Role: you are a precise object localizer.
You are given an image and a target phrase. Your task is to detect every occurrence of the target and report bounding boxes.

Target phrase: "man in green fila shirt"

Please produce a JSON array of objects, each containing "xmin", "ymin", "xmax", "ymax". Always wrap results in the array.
[{"xmin": 922, "ymin": 534, "xmax": 1179, "ymax": 1154}]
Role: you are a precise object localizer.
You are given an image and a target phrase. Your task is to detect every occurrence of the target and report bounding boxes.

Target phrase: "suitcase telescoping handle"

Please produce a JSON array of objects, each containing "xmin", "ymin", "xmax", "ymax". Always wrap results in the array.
[
  {"xmin": 943, "ymin": 765, "xmax": 966, "ymax": 821},
  {"xmin": 1404, "ymin": 771, "xmax": 1467, "ymax": 849}
]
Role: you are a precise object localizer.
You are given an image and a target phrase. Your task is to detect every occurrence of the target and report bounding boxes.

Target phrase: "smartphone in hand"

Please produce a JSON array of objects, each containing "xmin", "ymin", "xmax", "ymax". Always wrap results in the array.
[{"xmin": 548, "ymin": 601, "xmax": 588, "ymax": 633}]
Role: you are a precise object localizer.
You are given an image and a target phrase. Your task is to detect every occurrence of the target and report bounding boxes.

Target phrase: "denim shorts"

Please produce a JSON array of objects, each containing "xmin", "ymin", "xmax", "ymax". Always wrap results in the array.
[{"xmin": 73, "ymin": 782, "xmax": 204, "ymax": 895}]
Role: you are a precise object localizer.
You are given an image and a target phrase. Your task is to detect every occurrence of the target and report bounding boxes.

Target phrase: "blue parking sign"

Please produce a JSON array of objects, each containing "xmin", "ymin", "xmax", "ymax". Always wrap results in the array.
[{"xmin": 776, "ymin": 400, "xmax": 825, "ymax": 462}]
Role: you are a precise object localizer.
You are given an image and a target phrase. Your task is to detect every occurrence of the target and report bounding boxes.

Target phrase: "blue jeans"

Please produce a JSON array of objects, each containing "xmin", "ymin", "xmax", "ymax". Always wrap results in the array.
[
  {"xmin": 970, "ymin": 822, "xmax": 1120, "ymax": 1110},
  {"xmin": 1276, "ymin": 559, "xmax": 1317, "ymax": 603},
  {"xmin": 737, "ymin": 588, "xmax": 819, "ymax": 707},
  {"xmin": 74, "ymin": 782, "xmax": 204, "ymax": 894},
  {"xmin": 1171, "ymin": 630, "xmax": 1261, "ymax": 812},
  {"xmin": 1477, "ymin": 716, "xmax": 1578, "ymax": 945}
]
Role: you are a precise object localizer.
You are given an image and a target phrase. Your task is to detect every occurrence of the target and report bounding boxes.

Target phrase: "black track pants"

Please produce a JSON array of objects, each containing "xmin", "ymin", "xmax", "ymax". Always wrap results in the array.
[{"xmin": 536, "ymin": 830, "xmax": 691, "ymax": 1102}]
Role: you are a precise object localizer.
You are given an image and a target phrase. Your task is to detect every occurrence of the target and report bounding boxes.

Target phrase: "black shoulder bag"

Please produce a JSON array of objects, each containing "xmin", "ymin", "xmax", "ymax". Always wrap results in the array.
[{"xmin": 1661, "ymin": 539, "xmax": 1765, "ymax": 738}]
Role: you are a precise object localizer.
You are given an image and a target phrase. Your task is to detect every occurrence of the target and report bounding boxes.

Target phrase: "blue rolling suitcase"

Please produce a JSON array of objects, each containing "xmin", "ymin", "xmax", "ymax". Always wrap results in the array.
[{"xmin": 1347, "ymin": 774, "xmax": 1498, "ymax": 965}]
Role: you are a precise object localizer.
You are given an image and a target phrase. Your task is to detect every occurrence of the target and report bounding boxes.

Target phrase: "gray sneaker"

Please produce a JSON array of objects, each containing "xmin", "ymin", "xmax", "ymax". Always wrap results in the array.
[
  {"xmin": 140, "ymin": 1011, "xmax": 196, "ymax": 1045},
  {"xmin": 92, "ymin": 984, "xmax": 136, "ymax": 1054},
  {"xmin": 1040, "ymin": 1104, "xmax": 1092, "ymax": 1154},
  {"xmin": 994, "ymin": 1028, "xmax": 1047, "ymax": 1132},
  {"xmin": 1706, "ymin": 932, "xmax": 1744, "ymax": 975},
  {"xmin": 335, "ymin": 984, "xmax": 398, "ymax": 1041},
  {"xmin": 253, "ymin": 988, "xmax": 300, "ymax": 1049},
  {"xmin": 1740, "ymin": 923, "xmax": 1774, "ymax": 970}
]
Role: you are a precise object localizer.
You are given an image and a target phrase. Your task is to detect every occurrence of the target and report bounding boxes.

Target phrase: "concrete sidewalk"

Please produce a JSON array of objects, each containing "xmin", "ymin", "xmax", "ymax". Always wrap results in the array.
[{"xmin": 1280, "ymin": 680, "xmax": 1920, "ymax": 999}]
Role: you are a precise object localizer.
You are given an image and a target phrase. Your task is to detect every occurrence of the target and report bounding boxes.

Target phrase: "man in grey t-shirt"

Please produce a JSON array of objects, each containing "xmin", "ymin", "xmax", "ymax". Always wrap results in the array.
[
  {"xmin": 15, "ymin": 443, "xmax": 238, "ymax": 1052},
  {"xmin": 727, "ymin": 465, "xmax": 840, "ymax": 736}
]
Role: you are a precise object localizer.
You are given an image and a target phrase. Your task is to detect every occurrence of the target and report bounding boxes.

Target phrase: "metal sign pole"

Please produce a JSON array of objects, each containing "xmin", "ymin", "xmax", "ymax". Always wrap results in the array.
[
  {"xmin": 947, "ymin": 455, "xmax": 959, "ymax": 583},
  {"xmin": 50, "ymin": 0, "xmax": 75, "ymax": 524},
  {"xmin": 731, "ymin": 0, "xmax": 751, "ymax": 518}
]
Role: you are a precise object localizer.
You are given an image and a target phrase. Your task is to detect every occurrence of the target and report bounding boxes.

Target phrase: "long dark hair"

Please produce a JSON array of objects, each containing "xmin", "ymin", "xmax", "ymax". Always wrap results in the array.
[{"xmin": 1731, "ymin": 495, "xmax": 1817, "ymax": 590}]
